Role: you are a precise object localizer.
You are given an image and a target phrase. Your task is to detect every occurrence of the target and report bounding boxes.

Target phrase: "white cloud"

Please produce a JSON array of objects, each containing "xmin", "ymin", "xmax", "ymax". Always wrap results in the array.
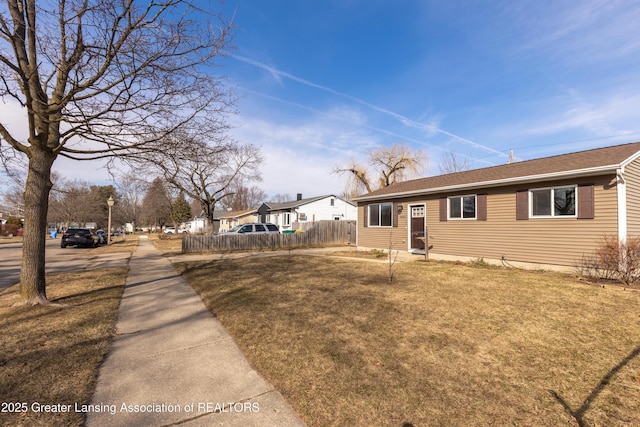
[
  {"xmin": 520, "ymin": 88, "xmax": 639, "ymax": 138},
  {"xmin": 260, "ymin": 148, "xmax": 346, "ymax": 198},
  {"xmin": 509, "ymin": 0, "xmax": 640, "ymax": 65},
  {"xmin": 230, "ymin": 114, "xmax": 382, "ymax": 196},
  {"xmin": 0, "ymin": 99, "xmax": 29, "ymax": 143},
  {"xmin": 232, "ymin": 55, "xmax": 506, "ymax": 159}
]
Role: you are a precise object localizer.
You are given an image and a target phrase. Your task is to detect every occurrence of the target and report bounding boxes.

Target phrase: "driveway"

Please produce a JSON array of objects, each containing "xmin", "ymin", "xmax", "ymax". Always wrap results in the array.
[{"xmin": 0, "ymin": 238, "xmax": 131, "ymax": 291}]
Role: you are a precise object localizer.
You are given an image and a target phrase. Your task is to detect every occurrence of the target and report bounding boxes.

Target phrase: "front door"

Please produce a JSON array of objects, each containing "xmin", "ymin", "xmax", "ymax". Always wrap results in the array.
[{"xmin": 410, "ymin": 205, "xmax": 425, "ymax": 250}]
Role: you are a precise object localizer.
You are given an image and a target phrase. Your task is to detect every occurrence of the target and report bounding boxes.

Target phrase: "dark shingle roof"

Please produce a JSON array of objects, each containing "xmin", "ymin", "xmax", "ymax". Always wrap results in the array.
[{"xmin": 354, "ymin": 141, "xmax": 640, "ymax": 201}]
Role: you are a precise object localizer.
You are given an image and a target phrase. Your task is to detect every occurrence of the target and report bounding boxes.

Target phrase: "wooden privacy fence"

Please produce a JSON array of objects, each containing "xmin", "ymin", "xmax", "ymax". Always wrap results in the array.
[{"xmin": 181, "ymin": 220, "xmax": 356, "ymax": 253}]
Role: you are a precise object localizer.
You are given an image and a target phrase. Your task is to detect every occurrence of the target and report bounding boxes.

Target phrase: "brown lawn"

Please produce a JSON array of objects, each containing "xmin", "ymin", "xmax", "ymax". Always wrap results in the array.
[
  {"xmin": 0, "ymin": 268, "xmax": 127, "ymax": 426},
  {"xmin": 176, "ymin": 255, "xmax": 640, "ymax": 427}
]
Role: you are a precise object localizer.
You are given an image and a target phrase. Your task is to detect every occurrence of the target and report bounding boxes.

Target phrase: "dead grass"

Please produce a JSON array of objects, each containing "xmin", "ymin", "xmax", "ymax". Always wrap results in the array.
[
  {"xmin": 0, "ymin": 267, "xmax": 127, "ymax": 426},
  {"xmin": 87, "ymin": 235, "xmax": 139, "ymax": 255},
  {"xmin": 151, "ymin": 235, "xmax": 183, "ymax": 254},
  {"xmin": 0, "ymin": 236, "xmax": 23, "ymax": 244},
  {"xmin": 176, "ymin": 256, "xmax": 640, "ymax": 427},
  {"xmin": 328, "ymin": 249, "xmax": 388, "ymax": 259}
]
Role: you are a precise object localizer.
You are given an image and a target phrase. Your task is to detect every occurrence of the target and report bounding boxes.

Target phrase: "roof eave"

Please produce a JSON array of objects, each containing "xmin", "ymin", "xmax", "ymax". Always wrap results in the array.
[
  {"xmin": 620, "ymin": 150, "xmax": 640, "ymax": 169},
  {"xmin": 353, "ymin": 165, "xmax": 619, "ymax": 202}
]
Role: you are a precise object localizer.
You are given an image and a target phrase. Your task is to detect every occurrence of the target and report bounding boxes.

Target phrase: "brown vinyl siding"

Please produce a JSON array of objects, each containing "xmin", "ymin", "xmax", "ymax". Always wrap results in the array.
[
  {"xmin": 357, "ymin": 196, "xmax": 418, "ymax": 251},
  {"xmin": 358, "ymin": 175, "xmax": 618, "ymax": 266},
  {"xmin": 625, "ymin": 157, "xmax": 640, "ymax": 236}
]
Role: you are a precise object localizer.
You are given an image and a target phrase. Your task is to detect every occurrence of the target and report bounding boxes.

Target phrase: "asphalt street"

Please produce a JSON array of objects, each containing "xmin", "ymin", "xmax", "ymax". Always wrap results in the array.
[{"xmin": 0, "ymin": 238, "xmax": 131, "ymax": 291}]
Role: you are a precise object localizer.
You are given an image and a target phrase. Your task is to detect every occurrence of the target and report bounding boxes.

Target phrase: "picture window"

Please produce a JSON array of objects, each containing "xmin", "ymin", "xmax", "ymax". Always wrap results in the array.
[
  {"xmin": 530, "ymin": 186, "xmax": 576, "ymax": 218},
  {"xmin": 448, "ymin": 195, "xmax": 476, "ymax": 220},
  {"xmin": 368, "ymin": 203, "xmax": 393, "ymax": 227}
]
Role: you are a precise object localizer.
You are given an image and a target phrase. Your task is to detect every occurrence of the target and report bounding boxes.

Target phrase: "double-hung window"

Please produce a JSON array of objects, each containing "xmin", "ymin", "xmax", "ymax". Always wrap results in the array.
[
  {"xmin": 448, "ymin": 195, "xmax": 476, "ymax": 219},
  {"xmin": 368, "ymin": 203, "xmax": 393, "ymax": 227},
  {"xmin": 530, "ymin": 186, "xmax": 576, "ymax": 218}
]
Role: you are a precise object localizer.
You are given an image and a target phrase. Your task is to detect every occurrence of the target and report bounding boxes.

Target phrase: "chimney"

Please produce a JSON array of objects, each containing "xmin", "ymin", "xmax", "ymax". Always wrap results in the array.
[{"xmin": 296, "ymin": 193, "xmax": 302, "ymax": 201}]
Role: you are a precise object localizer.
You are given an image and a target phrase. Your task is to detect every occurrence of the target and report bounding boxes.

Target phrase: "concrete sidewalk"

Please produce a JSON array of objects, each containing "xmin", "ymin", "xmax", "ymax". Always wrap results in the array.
[{"xmin": 88, "ymin": 237, "xmax": 306, "ymax": 426}]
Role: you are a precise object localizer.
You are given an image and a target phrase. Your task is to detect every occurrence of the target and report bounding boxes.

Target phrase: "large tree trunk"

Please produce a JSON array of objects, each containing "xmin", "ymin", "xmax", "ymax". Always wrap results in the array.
[
  {"xmin": 202, "ymin": 200, "xmax": 215, "ymax": 233},
  {"xmin": 20, "ymin": 149, "xmax": 56, "ymax": 304}
]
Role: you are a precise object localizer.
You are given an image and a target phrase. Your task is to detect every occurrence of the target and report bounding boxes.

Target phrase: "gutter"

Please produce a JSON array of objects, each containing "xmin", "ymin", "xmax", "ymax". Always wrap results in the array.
[
  {"xmin": 617, "ymin": 167, "xmax": 627, "ymax": 242},
  {"xmin": 353, "ymin": 164, "xmax": 620, "ymax": 202}
]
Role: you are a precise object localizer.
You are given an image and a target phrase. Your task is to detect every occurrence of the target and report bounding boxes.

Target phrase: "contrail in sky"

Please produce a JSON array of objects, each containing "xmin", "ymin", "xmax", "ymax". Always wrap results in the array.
[{"xmin": 233, "ymin": 55, "xmax": 509, "ymax": 159}]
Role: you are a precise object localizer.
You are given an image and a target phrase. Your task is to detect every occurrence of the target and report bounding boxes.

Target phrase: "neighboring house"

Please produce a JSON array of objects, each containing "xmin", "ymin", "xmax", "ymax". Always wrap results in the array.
[
  {"xmin": 258, "ymin": 194, "xmax": 357, "ymax": 231},
  {"xmin": 183, "ymin": 216, "xmax": 209, "ymax": 233},
  {"xmin": 176, "ymin": 215, "xmax": 221, "ymax": 234},
  {"xmin": 353, "ymin": 141, "xmax": 640, "ymax": 270},
  {"xmin": 218, "ymin": 208, "xmax": 258, "ymax": 232}
]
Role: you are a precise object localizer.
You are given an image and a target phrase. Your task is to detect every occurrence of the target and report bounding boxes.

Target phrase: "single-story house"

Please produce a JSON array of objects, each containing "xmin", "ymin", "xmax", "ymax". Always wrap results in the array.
[
  {"xmin": 218, "ymin": 208, "xmax": 258, "ymax": 232},
  {"xmin": 353, "ymin": 141, "xmax": 640, "ymax": 270},
  {"xmin": 258, "ymin": 194, "xmax": 357, "ymax": 231},
  {"xmin": 182, "ymin": 216, "xmax": 209, "ymax": 233}
]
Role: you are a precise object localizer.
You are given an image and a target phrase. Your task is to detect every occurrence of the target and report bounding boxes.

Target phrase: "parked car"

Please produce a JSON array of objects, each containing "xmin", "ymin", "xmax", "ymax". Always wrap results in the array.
[
  {"xmin": 218, "ymin": 223, "xmax": 280, "ymax": 235},
  {"xmin": 0, "ymin": 223, "xmax": 23, "ymax": 237},
  {"xmin": 61, "ymin": 228, "xmax": 99, "ymax": 248},
  {"xmin": 164, "ymin": 227, "xmax": 176, "ymax": 234}
]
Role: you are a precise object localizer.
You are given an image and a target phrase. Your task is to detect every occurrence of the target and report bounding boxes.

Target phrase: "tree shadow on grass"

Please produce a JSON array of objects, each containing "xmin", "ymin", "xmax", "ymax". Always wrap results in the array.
[{"xmin": 550, "ymin": 344, "xmax": 640, "ymax": 427}]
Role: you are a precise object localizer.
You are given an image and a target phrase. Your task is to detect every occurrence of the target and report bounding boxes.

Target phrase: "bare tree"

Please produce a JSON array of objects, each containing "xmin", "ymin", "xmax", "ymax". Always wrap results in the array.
[
  {"xmin": 220, "ymin": 182, "xmax": 267, "ymax": 211},
  {"xmin": 269, "ymin": 193, "xmax": 293, "ymax": 203},
  {"xmin": 438, "ymin": 150, "xmax": 471, "ymax": 174},
  {"xmin": 334, "ymin": 158, "xmax": 373, "ymax": 195},
  {"xmin": 145, "ymin": 134, "xmax": 263, "ymax": 230},
  {"xmin": 48, "ymin": 179, "xmax": 116, "ymax": 228},
  {"xmin": 48, "ymin": 179, "xmax": 94, "ymax": 227},
  {"xmin": 140, "ymin": 177, "xmax": 171, "ymax": 231},
  {"xmin": 0, "ymin": 1, "xmax": 234, "ymax": 304},
  {"xmin": 0, "ymin": 169, "xmax": 25, "ymax": 216},
  {"xmin": 334, "ymin": 143, "xmax": 427, "ymax": 198},
  {"xmin": 113, "ymin": 170, "xmax": 146, "ymax": 232}
]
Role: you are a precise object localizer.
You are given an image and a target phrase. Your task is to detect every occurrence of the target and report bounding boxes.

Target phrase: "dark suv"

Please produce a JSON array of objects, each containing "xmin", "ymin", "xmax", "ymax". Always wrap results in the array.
[
  {"xmin": 219, "ymin": 223, "xmax": 280, "ymax": 235},
  {"xmin": 61, "ymin": 228, "xmax": 99, "ymax": 248}
]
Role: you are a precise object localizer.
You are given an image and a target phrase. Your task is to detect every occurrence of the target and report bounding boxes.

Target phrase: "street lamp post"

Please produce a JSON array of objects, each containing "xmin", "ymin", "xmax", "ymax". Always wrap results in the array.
[{"xmin": 107, "ymin": 196, "xmax": 114, "ymax": 245}]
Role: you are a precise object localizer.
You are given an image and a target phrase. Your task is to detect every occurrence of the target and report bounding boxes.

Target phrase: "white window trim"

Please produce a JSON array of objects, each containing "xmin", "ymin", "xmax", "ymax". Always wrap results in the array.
[
  {"xmin": 283, "ymin": 212, "xmax": 291, "ymax": 226},
  {"xmin": 368, "ymin": 203, "xmax": 393, "ymax": 227},
  {"xmin": 529, "ymin": 185, "xmax": 578, "ymax": 219},
  {"xmin": 448, "ymin": 194, "xmax": 477, "ymax": 220}
]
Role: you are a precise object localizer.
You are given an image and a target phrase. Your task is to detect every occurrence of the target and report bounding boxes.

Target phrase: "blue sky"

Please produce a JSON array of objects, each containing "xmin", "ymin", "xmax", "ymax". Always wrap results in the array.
[
  {"xmin": 213, "ymin": 0, "xmax": 640, "ymax": 198},
  {"xmin": 3, "ymin": 1, "xmax": 640, "ymax": 200}
]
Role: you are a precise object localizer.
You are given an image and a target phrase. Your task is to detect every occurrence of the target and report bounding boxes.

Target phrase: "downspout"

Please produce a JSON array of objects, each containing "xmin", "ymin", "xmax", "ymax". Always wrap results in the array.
[{"xmin": 617, "ymin": 168, "xmax": 627, "ymax": 243}]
